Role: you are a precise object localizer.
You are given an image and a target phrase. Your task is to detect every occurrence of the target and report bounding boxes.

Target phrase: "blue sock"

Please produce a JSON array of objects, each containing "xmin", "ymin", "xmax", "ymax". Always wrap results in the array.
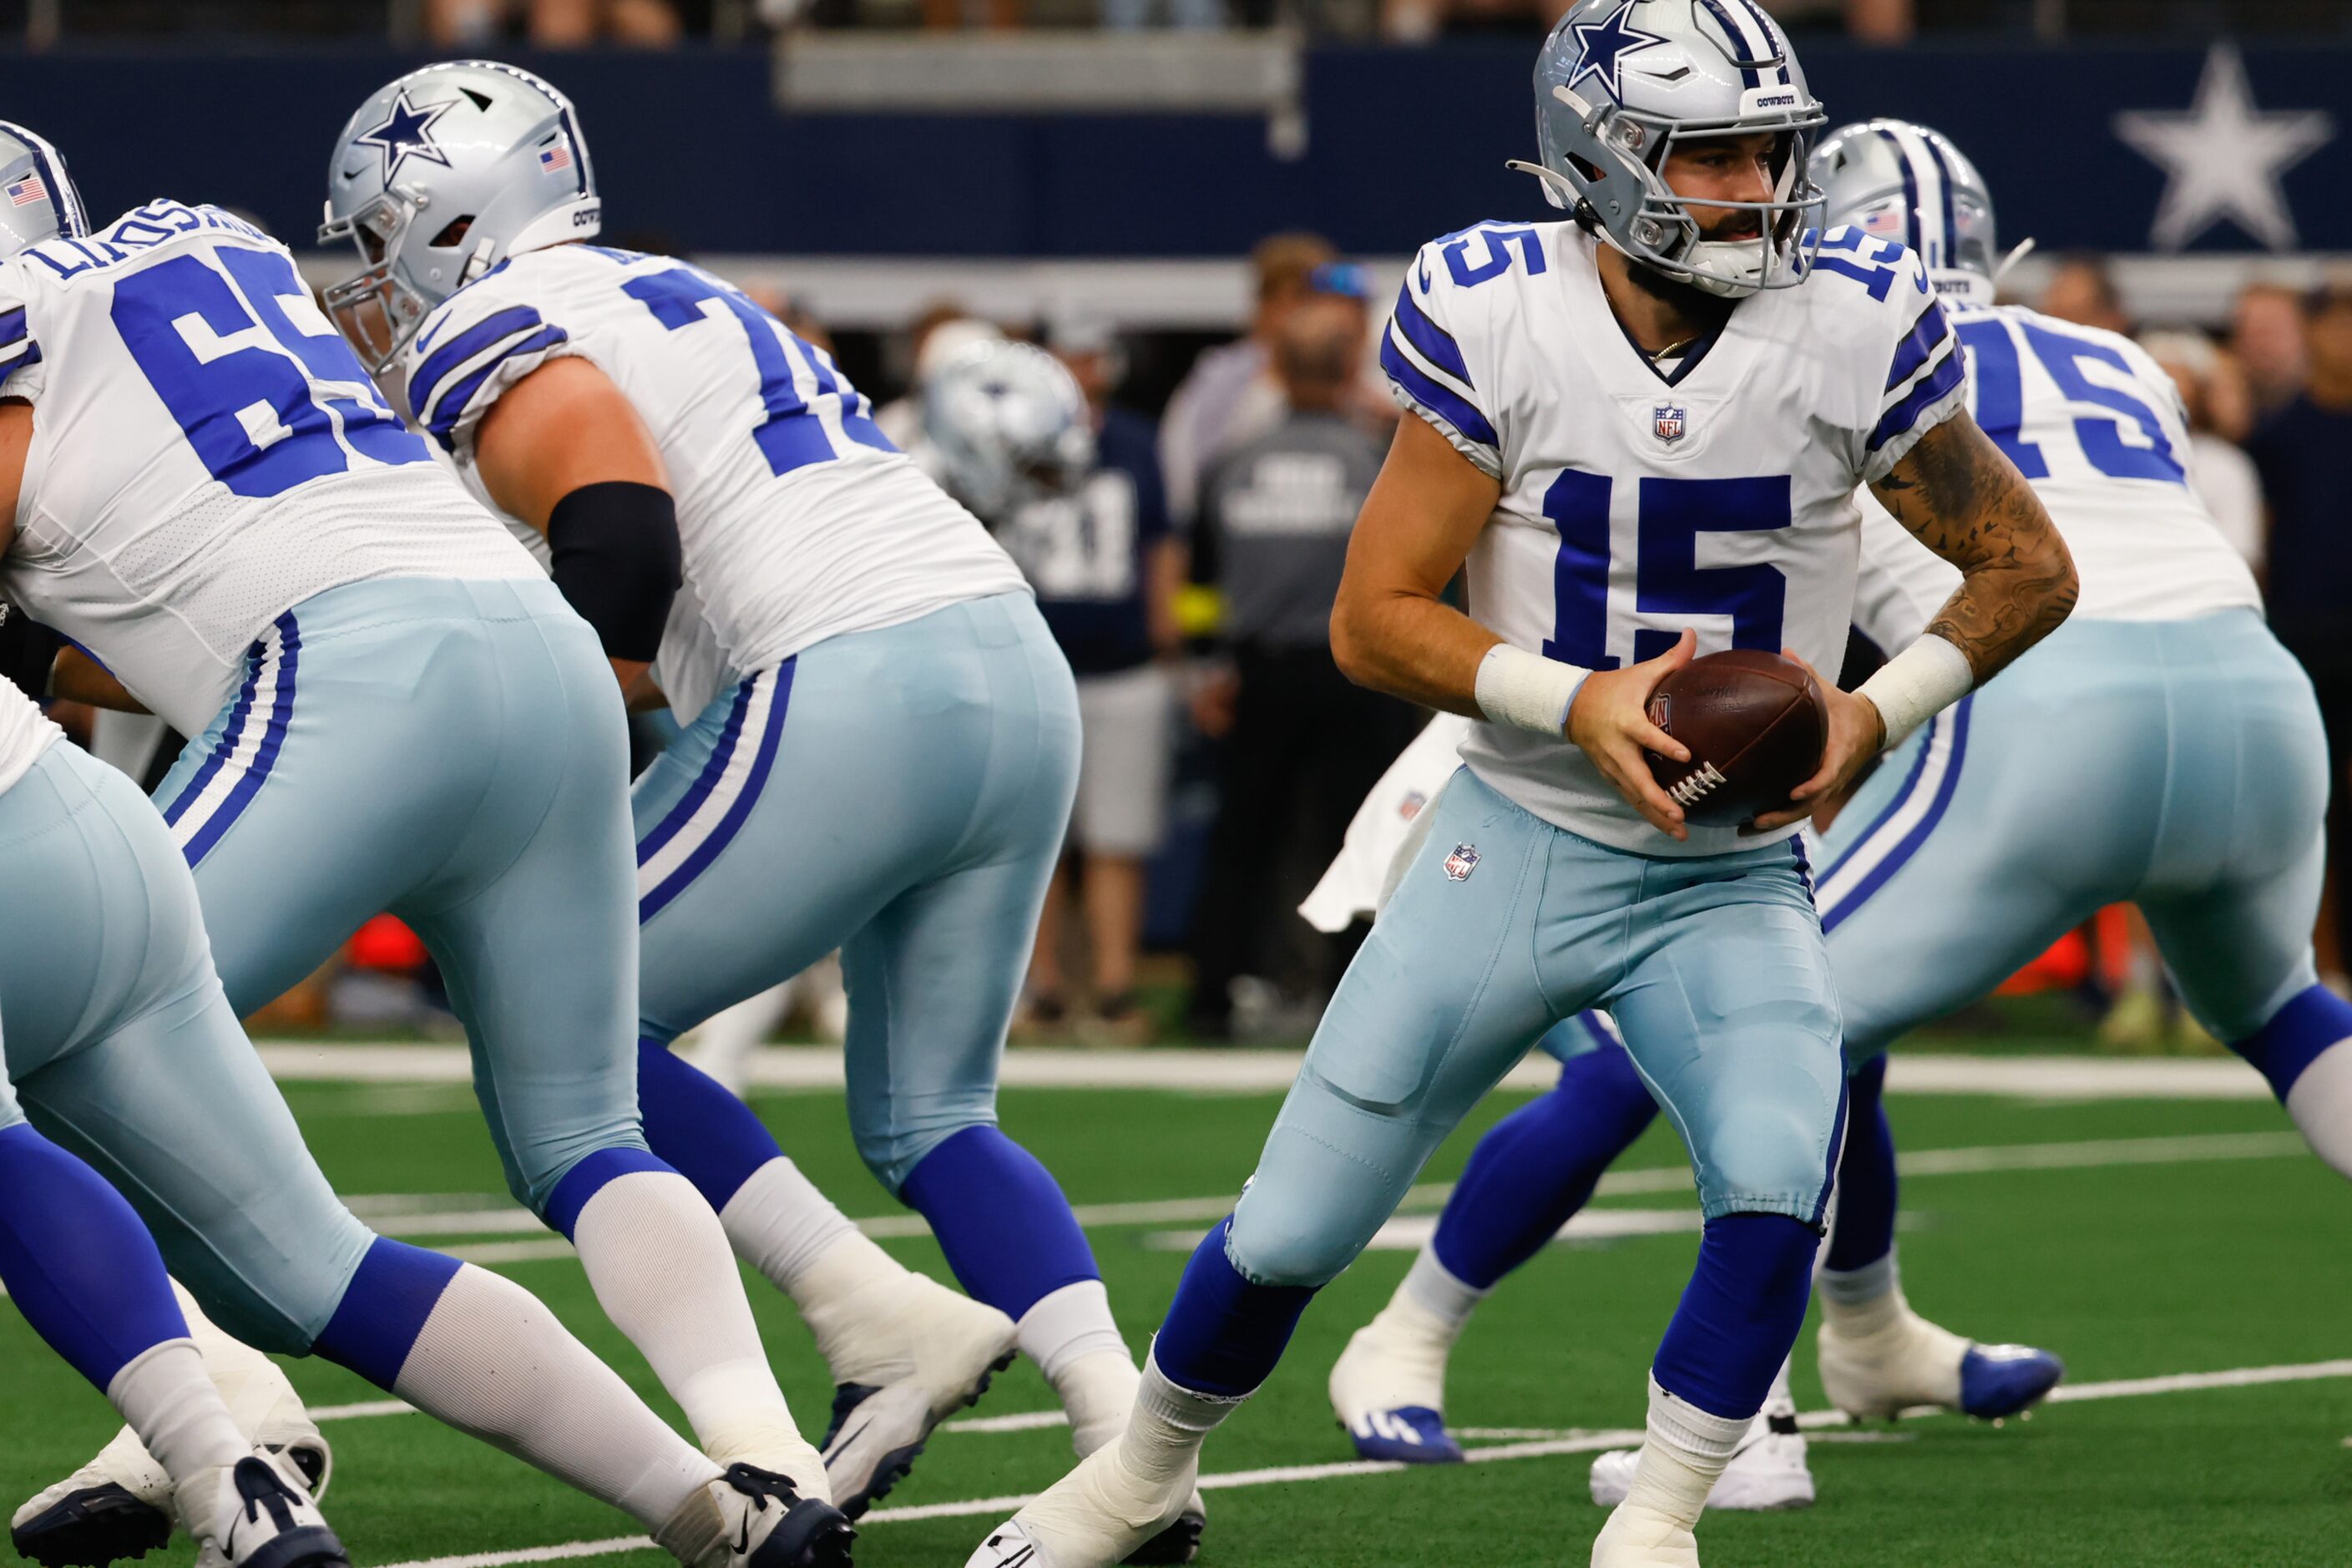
[
  {"xmin": 313, "ymin": 1237, "xmax": 463, "ymax": 1390},
  {"xmin": 1151, "ymin": 1218, "xmax": 1317, "ymax": 1398},
  {"xmin": 0, "ymin": 1124, "xmax": 190, "ymax": 1389},
  {"xmin": 2233, "ymin": 984, "xmax": 2352, "ymax": 1099},
  {"xmin": 1431, "ymin": 1032, "xmax": 1660, "ymax": 1290},
  {"xmin": 1823, "ymin": 1055, "xmax": 1895, "ymax": 1274},
  {"xmin": 1652, "ymin": 1212, "xmax": 1820, "ymax": 1419},
  {"xmin": 898, "ymin": 1125, "xmax": 1100, "ymax": 1320},
  {"xmin": 636, "ymin": 1038, "xmax": 786, "ymax": 1211}
]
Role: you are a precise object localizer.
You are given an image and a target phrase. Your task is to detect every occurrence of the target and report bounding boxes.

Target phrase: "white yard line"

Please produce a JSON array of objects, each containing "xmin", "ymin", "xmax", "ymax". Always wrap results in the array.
[
  {"xmin": 360, "ymin": 1358, "xmax": 2352, "ymax": 1568},
  {"xmin": 258, "ymin": 1044, "xmax": 2275, "ymax": 1100},
  {"xmin": 353, "ymin": 1130, "xmax": 2312, "ymax": 1250}
]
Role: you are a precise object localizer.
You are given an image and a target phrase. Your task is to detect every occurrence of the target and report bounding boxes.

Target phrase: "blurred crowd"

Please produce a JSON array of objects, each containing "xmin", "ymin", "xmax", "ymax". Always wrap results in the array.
[{"xmin": 25, "ymin": 0, "xmax": 2342, "ymax": 44}]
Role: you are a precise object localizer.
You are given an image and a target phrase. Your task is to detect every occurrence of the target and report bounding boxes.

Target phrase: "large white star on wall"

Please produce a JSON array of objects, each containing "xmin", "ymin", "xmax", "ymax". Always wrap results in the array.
[{"xmin": 2114, "ymin": 43, "xmax": 2334, "ymax": 251}]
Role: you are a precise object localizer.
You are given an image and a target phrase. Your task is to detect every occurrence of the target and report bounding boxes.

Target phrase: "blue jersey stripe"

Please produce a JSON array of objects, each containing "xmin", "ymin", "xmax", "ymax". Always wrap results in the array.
[
  {"xmin": 1866, "ymin": 344, "xmax": 1965, "ymax": 454},
  {"xmin": 0, "ymin": 340, "xmax": 38, "ymax": 391},
  {"xmin": 408, "ymin": 305, "xmax": 544, "ymax": 423},
  {"xmin": 1390, "ymin": 282, "xmax": 1471, "ymax": 386},
  {"xmin": 1822, "ymin": 695, "xmax": 1972, "ymax": 933},
  {"xmin": 0, "ymin": 306, "xmax": 26, "ymax": 349},
  {"xmin": 1884, "ymin": 298, "xmax": 1951, "ymax": 393},
  {"xmin": 1382, "ymin": 332, "xmax": 1498, "ymax": 449},
  {"xmin": 641, "ymin": 659, "xmax": 795, "ymax": 923},
  {"xmin": 425, "ymin": 325, "xmax": 571, "ymax": 450}
]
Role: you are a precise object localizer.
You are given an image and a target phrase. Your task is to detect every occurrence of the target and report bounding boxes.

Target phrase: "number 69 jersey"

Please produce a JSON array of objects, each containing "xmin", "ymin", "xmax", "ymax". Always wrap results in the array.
[
  {"xmin": 402, "ymin": 245, "xmax": 1029, "ymax": 721},
  {"xmin": 1382, "ymin": 220, "xmax": 1966, "ymax": 856},
  {"xmin": 0, "ymin": 202, "xmax": 534, "ymax": 736}
]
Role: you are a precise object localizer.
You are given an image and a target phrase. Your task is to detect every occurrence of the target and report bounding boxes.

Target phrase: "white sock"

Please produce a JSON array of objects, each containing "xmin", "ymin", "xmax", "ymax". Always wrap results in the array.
[
  {"xmin": 394, "ymin": 1263, "xmax": 719, "ymax": 1532},
  {"xmin": 1624, "ymin": 1375, "xmax": 1748, "ymax": 1531},
  {"xmin": 1817, "ymin": 1250, "xmax": 1900, "ymax": 1324},
  {"xmin": 104, "ymin": 1341, "xmax": 247, "ymax": 1485},
  {"xmin": 2285, "ymin": 1038, "xmax": 2352, "ymax": 1179},
  {"xmin": 720, "ymin": 1156, "xmax": 863, "ymax": 1297},
  {"xmin": 788, "ymin": 1228, "xmax": 917, "ymax": 1385},
  {"xmin": 1019, "ymin": 1282, "xmax": 1137, "ymax": 1453},
  {"xmin": 167, "ymin": 1282, "xmax": 310, "ymax": 1436},
  {"xmin": 1397, "ymin": 1249, "xmax": 1485, "ymax": 1338},
  {"xmin": 569, "ymin": 1171, "xmax": 804, "ymax": 1468},
  {"xmin": 1122, "ymin": 1353, "xmax": 1246, "ymax": 1487}
]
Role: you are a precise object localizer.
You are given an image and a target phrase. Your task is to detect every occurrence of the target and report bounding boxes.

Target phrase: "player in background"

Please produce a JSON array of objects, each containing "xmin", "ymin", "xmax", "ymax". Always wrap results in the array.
[
  {"xmin": 1328, "ymin": 119, "xmax": 2348, "ymax": 1512},
  {"xmin": 314, "ymin": 66, "xmax": 1195, "ymax": 1557},
  {"xmin": 0, "ymin": 124, "xmax": 853, "ymax": 1565},
  {"xmin": 968, "ymin": 7, "xmax": 2076, "ymax": 1565}
]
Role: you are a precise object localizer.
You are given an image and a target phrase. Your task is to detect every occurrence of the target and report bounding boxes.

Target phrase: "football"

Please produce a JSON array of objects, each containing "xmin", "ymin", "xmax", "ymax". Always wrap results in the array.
[{"xmin": 1643, "ymin": 650, "xmax": 1830, "ymax": 828}]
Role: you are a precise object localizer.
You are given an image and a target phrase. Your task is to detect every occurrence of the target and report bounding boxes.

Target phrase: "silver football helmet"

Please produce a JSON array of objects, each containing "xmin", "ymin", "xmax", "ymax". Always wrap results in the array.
[
  {"xmin": 1814, "ymin": 120, "xmax": 2004, "ymax": 306},
  {"xmin": 0, "ymin": 121, "xmax": 89, "ymax": 259},
  {"xmin": 922, "ymin": 341, "xmax": 1095, "ymax": 524},
  {"xmin": 1513, "ymin": 0, "xmax": 1827, "ymax": 297},
  {"xmin": 320, "ymin": 61, "xmax": 599, "ymax": 374}
]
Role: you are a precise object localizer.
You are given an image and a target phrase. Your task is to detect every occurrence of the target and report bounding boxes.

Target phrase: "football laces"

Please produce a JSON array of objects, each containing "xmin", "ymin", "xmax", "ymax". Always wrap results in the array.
[{"xmin": 1668, "ymin": 761, "xmax": 1727, "ymax": 806}]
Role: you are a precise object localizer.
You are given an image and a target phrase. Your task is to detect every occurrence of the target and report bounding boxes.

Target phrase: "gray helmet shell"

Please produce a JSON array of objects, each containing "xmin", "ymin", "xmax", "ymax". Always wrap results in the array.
[
  {"xmin": 1814, "ymin": 119, "xmax": 1999, "ymax": 303},
  {"xmin": 321, "ymin": 61, "xmax": 599, "ymax": 374},
  {"xmin": 1515, "ymin": 0, "xmax": 1827, "ymax": 298},
  {"xmin": 0, "ymin": 122, "xmax": 89, "ymax": 259},
  {"xmin": 921, "ymin": 341, "xmax": 1095, "ymax": 524}
]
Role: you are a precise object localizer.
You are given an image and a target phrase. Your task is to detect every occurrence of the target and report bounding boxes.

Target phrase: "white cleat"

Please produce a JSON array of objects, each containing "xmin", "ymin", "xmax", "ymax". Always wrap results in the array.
[
  {"xmin": 14, "ymin": 1413, "xmax": 330, "ymax": 1568},
  {"xmin": 711, "ymin": 1464, "xmax": 855, "ymax": 1568},
  {"xmin": 179, "ymin": 1452, "xmax": 346, "ymax": 1568},
  {"xmin": 1818, "ymin": 1302, "xmax": 2065, "ymax": 1422},
  {"xmin": 1589, "ymin": 1421, "xmax": 1813, "ymax": 1512},
  {"xmin": 965, "ymin": 1441, "xmax": 1196, "ymax": 1568},
  {"xmin": 817, "ymin": 1271, "xmax": 1018, "ymax": 1518},
  {"xmin": 1590, "ymin": 1501, "xmax": 1700, "ymax": 1567},
  {"xmin": 1328, "ymin": 1306, "xmax": 1463, "ymax": 1464}
]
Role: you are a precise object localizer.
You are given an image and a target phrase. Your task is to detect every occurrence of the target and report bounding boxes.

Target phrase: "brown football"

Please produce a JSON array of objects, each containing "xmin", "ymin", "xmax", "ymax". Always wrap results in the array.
[{"xmin": 1642, "ymin": 650, "xmax": 1829, "ymax": 828}]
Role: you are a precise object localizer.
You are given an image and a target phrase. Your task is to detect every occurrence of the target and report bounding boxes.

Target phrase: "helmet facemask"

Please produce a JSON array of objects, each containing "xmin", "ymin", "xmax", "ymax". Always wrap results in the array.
[{"xmin": 320, "ymin": 188, "xmax": 496, "ymax": 378}]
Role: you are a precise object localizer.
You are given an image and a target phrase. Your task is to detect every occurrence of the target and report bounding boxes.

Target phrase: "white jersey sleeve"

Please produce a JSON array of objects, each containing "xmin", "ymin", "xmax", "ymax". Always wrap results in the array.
[
  {"xmin": 0, "ymin": 268, "xmax": 45, "ymax": 402},
  {"xmin": 1299, "ymin": 713, "xmax": 1474, "ymax": 933},
  {"xmin": 1380, "ymin": 232, "xmax": 1510, "ymax": 479},
  {"xmin": 1818, "ymin": 232, "xmax": 1970, "ymax": 485},
  {"xmin": 405, "ymin": 246, "xmax": 1028, "ymax": 721}
]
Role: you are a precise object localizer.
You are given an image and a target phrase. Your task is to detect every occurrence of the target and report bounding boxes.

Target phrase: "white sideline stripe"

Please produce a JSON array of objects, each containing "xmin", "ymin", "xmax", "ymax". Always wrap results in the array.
[
  {"xmin": 311, "ymin": 1399, "xmax": 415, "ymax": 1420},
  {"xmin": 360, "ymin": 1358, "xmax": 2352, "ymax": 1568},
  {"xmin": 356, "ymin": 1130, "xmax": 2311, "ymax": 1248},
  {"xmin": 944, "ymin": 1409, "xmax": 1070, "ymax": 1434},
  {"xmin": 255, "ymin": 1044, "xmax": 2277, "ymax": 1100}
]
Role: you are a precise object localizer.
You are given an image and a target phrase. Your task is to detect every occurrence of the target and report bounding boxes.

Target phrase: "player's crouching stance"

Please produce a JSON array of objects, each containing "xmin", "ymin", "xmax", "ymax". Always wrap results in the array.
[
  {"xmin": 312, "ymin": 63, "xmax": 1186, "ymax": 1555},
  {"xmin": 0, "ymin": 124, "xmax": 849, "ymax": 1565},
  {"xmin": 967, "ymin": 4, "xmax": 2075, "ymax": 1565}
]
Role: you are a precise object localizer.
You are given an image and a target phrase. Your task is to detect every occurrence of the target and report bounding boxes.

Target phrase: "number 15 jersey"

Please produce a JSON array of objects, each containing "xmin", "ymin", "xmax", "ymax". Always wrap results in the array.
[
  {"xmin": 0, "ymin": 202, "xmax": 534, "ymax": 736},
  {"xmin": 1382, "ymin": 220, "xmax": 1967, "ymax": 856},
  {"xmin": 403, "ymin": 245, "xmax": 1028, "ymax": 721}
]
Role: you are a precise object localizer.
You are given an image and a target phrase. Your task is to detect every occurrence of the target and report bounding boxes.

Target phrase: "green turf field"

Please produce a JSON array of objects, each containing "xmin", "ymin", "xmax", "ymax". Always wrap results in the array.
[{"xmin": 3, "ymin": 1062, "xmax": 2347, "ymax": 1568}]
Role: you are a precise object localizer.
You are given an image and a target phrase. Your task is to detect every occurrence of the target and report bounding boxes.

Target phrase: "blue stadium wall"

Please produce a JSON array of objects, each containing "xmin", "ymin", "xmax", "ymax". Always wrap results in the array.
[{"xmin": 0, "ymin": 40, "xmax": 2342, "ymax": 259}]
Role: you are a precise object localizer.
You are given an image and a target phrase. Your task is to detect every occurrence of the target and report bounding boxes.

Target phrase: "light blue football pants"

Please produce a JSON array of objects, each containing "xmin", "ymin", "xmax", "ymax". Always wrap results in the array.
[
  {"xmin": 0, "ymin": 742, "xmax": 375, "ymax": 1352},
  {"xmin": 149, "ymin": 576, "xmax": 647, "ymax": 1212},
  {"xmin": 635, "ymin": 592, "xmax": 1080, "ymax": 1190},
  {"xmin": 1813, "ymin": 608, "xmax": 2326, "ymax": 1054},
  {"xmin": 1227, "ymin": 766, "xmax": 1846, "ymax": 1288}
]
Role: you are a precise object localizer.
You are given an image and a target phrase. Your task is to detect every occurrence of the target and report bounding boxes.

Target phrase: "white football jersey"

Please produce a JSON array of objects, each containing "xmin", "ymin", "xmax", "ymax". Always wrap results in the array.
[
  {"xmin": 1847, "ymin": 301, "xmax": 2263, "ymax": 655},
  {"xmin": 1383, "ymin": 221, "xmax": 1966, "ymax": 854},
  {"xmin": 0, "ymin": 665, "xmax": 61, "ymax": 797},
  {"xmin": 1300, "ymin": 711, "xmax": 1474, "ymax": 933},
  {"xmin": 0, "ymin": 201, "xmax": 536, "ymax": 736},
  {"xmin": 404, "ymin": 245, "xmax": 1029, "ymax": 721}
]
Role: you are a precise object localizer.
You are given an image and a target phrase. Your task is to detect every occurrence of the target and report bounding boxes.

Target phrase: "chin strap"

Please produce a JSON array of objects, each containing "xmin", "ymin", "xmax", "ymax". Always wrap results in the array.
[
  {"xmin": 1990, "ymin": 236, "xmax": 2037, "ymax": 286},
  {"xmin": 1505, "ymin": 158, "xmax": 1578, "ymax": 211}
]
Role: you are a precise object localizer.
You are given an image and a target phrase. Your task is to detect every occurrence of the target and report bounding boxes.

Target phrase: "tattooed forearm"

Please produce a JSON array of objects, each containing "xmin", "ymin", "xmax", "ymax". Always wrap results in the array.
[{"xmin": 1868, "ymin": 412, "xmax": 2078, "ymax": 681}]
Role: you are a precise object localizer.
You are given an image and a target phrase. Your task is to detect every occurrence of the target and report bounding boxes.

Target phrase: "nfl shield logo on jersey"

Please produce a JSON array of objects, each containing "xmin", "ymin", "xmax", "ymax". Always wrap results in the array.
[
  {"xmin": 1444, "ymin": 843, "xmax": 1479, "ymax": 882},
  {"xmin": 1652, "ymin": 403, "xmax": 1687, "ymax": 444}
]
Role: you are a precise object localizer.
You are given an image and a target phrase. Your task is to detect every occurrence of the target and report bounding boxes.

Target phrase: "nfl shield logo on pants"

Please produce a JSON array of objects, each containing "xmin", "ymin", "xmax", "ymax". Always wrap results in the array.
[
  {"xmin": 1444, "ymin": 843, "xmax": 1479, "ymax": 882},
  {"xmin": 1653, "ymin": 404, "xmax": 1687, "ymax": 444}
]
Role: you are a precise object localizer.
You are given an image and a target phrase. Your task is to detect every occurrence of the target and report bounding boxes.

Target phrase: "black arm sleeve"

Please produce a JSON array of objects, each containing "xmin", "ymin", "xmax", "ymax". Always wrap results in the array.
[
  {"xmin": 545, "ymin": 481, "xmax": 683, "ymax": 664},
  {"xmin": 0, "ymin": 605, "xmax": 61, "ymax": 701}
]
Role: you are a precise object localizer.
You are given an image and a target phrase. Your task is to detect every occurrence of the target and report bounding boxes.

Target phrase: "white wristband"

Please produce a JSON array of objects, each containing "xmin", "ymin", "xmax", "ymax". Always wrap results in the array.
[
  {"xmin": 1475, "ymin": 643, "xmax": 1590, "ymax": 736},
  {"xmin": 1854, "ymin": 634, "xmax": 1974, "ymax": 751}
]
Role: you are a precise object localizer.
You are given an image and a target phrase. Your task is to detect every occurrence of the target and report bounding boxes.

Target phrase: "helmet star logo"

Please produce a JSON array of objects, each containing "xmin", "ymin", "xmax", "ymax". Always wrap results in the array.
[
  {"xmin": 1568, "ymin": 3, "xmax": 1668, "ymax": 101},
  {"xmin": 353, "ymin": 89, "xmax": 456, "ymax": 185}
]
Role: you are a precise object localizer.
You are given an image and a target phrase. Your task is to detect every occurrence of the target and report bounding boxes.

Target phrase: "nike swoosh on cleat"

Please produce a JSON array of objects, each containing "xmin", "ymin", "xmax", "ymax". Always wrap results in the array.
[{"xmin": 822, "ymin": 1419, "xmax": 873, "ymax": 1463}]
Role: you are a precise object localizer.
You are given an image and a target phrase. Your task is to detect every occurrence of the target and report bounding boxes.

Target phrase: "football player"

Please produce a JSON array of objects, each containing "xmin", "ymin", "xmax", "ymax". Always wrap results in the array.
[
  {"xmin": 0, "ymin": 125, "xmax": 851, "ymax": 1565},
  {"xmin": 966, "ymin": 6, "xmax": 2079, "ymax": 1565},
  {"xmin": 312, "ymin": 64, "xmax": 1191, "ymax": 1554},
  {"xmin": 1329, "ymin": 117, "xmax": 2350, "ymax": 1512}
]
